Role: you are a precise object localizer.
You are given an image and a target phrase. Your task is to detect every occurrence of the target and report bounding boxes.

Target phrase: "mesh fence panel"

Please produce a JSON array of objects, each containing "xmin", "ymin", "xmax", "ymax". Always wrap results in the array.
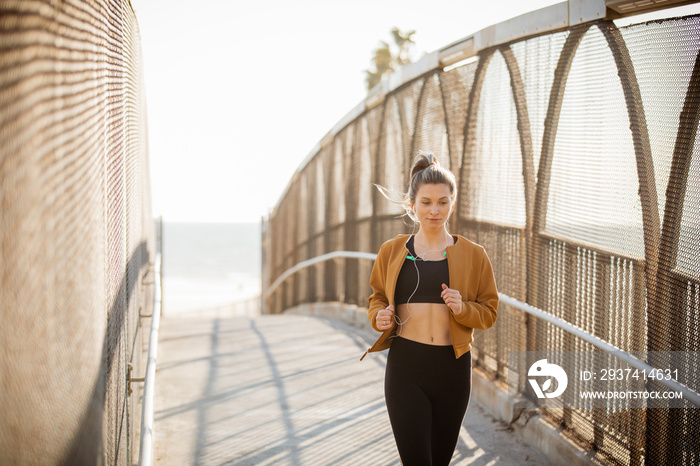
[
  {"xmin": 0, "ymin": 1, "xmax": 153, "ymax": 464},
  {"xmin": 264, "ymin": 11, "xmax": 700, "ymax": 465}
]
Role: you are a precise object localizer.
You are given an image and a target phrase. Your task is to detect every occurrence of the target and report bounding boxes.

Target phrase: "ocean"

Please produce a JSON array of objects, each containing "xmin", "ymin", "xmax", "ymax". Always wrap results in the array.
[{"xmin": 160, "ymin": 222, "xmax": 261, "ymax": 316}]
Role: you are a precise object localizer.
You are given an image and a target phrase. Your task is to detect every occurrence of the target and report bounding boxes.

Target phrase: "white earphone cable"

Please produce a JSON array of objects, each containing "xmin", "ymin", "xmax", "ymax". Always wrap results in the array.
[{"xmin": 392, "ymin": 228, "xmax": 452, "ymax": 337}]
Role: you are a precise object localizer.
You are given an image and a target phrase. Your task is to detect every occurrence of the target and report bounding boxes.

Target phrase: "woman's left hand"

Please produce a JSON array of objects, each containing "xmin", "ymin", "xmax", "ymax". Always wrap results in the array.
[{"xmin": 441, "ymin": 284, "xmax": 462, "ymax": 315}]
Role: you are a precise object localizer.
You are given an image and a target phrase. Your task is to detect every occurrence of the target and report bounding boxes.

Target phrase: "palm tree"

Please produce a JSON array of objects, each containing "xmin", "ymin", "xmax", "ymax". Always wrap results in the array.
[{"xmin": 365, "ymin": 27, "xmax": 416, "ymax": 91}]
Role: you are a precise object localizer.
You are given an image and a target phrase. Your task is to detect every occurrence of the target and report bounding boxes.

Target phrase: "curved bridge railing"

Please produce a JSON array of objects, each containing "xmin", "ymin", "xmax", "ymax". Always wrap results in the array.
[{"xmin": 263, "ymin": 1, "xmax": 700, "ymax": 464}]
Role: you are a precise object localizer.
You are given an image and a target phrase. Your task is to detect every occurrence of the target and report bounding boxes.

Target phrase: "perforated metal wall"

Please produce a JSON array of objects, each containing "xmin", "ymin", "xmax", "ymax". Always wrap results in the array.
[
  {"xmin": 264, "ymin": 13, "xmax": 700, "ymax": 465},
  {"xmin": 0, "ymin": 1, "xmax": 153, "ymax": 464}
]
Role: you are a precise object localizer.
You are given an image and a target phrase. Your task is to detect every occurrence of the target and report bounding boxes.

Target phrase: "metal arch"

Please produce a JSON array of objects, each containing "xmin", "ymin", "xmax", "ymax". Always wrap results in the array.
[
  {"xmin": 343, "ymin": 117, "xmax": 361, "ymax": 228},
  {"xmin": 436, "ymin": 72, "xmax": 455, "ymax": 171},
  {"xmin": 532, "ymin": 24, "xmax": 591, "ymax": 238},
  {"xmin": 647, "ymin": 43, "xmax": 700, "ymax": 466},
  {"xmin": 650, "ymin": 48, "xmax": 700, "ymax": 346},
  {"xmin": 565, "ymin": 30, "xmax": 665, "ymax": 463},
  {"xmin": 436, "ymin": 69, "xmax": 470, "ymax": 173},
  {"xmin": 311, "ymin": 156, "xmax": 326, "ymax": 241},
  {"xmin": 527, "ymin": 24, "xmax": 591, "ymax": 325},
  {"xmin": 290, "ymin": 179, "xmax": 304, "ymax": 306},
  {"xmin": 303, "ymin": 164, "xmax": 318, "ymax": 303},
  {"xmin": 370, "ymin": 95, "xmax": 389, "ymax": 251},
  {"xmin": 596, "ymin": 20, "xmax": 661, "ymax": 310},
  {"xmin": 322, "ymin": 143, "xmax": 337, "ymax": 302},
  {"xmin": 376, "ymin": 93, "xmax": 407, "ymax": 200},
  {"xmin": 394, "ymin": 82, "xmax": 417, "ymax": 173},
  {"xmin": 500, "ymin": 45, "xmax": 536, "ymax": 233},
  {"xmin": 458, "ymin": 49, "xmax": 496, "ymax": 228},
  {"xmin": 312, "ymin": 156, "xmax": 328, "ymax": 302},
  {"xmin": 658, "ymin": 47, "xmax": 700, "ymax": 277},
  {"xmin": 407, "ymin": 73, "xmax": 432, "ymax": 170},
  {"xmin": 343, "ymin": 117, "xmax": 362, "ymax": 304},
  {"xmin": 408, "ymin": 72, "xmax": 450, "ymax": 169},
  {"xmin": 533, "ymin": 21, "xmax": 660, "ymax": 298}
]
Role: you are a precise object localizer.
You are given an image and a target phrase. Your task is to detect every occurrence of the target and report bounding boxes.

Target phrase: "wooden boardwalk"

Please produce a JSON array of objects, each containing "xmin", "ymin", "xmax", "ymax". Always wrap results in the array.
[{"xmin": 154, "ymin": 314, "xmax": 550, "ymax": 465}]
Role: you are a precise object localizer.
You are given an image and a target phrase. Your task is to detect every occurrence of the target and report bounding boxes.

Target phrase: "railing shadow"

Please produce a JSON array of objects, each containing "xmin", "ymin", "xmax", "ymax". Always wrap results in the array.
[{"xmin": 64, "ymin": 241, "xmax": 151, "ymax": 464}]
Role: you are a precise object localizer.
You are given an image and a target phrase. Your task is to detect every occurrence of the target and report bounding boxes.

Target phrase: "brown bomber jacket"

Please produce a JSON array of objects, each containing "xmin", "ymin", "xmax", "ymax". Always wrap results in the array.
[{"xmin": 362, "ymin": 234, "xmax": 498, "ymax": 360}]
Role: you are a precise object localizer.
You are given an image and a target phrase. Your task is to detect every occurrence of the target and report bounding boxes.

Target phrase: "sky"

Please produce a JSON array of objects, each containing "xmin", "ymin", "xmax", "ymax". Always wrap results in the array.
[{"xmin": 131, "ymin": 0, "xmax": 570, "ymax": 223}]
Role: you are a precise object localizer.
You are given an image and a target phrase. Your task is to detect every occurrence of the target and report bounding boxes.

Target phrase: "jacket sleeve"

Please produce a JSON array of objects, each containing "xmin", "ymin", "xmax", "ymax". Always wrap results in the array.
[
  {"xmin": 368, "ymin": 243, "xmax": 390, "ymax": 332},
  {"xmin": 452, "ymin": 247, "xmax": 498, "ymax": 330}
]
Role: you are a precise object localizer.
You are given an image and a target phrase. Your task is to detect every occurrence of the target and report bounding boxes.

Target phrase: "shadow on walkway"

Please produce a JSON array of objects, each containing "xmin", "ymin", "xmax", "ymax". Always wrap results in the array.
[{"xmin": 154, "ymin": 314, "xmax": 549, "ymax": 465}]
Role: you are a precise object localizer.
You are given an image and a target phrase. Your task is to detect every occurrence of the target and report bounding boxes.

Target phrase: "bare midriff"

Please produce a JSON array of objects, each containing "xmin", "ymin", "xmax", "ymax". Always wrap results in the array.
[{"xmin": 395, "ymin": 302, "xmax": 452, "ymax": 345}]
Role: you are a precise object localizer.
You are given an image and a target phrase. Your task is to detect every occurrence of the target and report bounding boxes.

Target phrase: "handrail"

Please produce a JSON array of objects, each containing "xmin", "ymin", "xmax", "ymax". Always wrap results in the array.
[
  {"xmin": 264, "ymin": 250, "xmax": 700, "ymax": 407},
  {"xmin": 498, "ymin": 294, "xmax": 700, "ymax": 407},
  {"xmin": 263, "ymin": 250, "xmax": 377, "ymax": 300},
  {"xmin": 138, "ymin": 252, "xmax": 162, "ymax": 466}
]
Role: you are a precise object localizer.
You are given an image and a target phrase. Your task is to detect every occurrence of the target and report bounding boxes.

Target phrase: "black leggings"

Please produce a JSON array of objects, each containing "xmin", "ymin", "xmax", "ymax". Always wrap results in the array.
[{"xmin": 384, "ymin": 337, "xmax": 471, "ymax": 466}]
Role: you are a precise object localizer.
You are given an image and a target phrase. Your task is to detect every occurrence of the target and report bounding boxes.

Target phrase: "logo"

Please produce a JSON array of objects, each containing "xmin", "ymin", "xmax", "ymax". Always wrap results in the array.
[{"xmin": 528, "ymin": 359, "xmax": 568, "ymax": 398}]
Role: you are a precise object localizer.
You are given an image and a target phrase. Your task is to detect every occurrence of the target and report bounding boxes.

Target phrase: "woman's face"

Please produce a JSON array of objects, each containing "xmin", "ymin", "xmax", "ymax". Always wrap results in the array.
[{"xmin": 412, "ymin": 183, "xmax": 454, "ymax": 230}]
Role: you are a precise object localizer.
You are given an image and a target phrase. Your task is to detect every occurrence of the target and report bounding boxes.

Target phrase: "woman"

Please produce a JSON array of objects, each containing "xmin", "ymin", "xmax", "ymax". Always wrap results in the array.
[{"xmin": 362, "ymin": 152, "xmax": 498, "ymax": 465}]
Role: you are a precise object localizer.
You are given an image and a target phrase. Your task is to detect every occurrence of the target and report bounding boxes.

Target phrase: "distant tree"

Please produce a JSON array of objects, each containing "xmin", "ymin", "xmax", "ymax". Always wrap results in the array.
[
  {"xmin": 391, "ymin": 27, "xmax": 415, "ymax": 66},
  {"xmin": 365, "ymin": 27, "xmax": 416, "ymax": 91}
]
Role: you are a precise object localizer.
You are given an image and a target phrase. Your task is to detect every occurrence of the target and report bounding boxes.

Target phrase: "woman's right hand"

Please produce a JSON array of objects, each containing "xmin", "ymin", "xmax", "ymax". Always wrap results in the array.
[{"xmin": 376, "ymin": 304, "xmax": 395, "ymax": 330}]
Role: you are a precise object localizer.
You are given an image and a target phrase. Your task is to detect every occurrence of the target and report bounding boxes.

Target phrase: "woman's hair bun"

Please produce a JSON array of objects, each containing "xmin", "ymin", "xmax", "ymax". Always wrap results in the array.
[{"xmin": 410, "ymin": 151, "xmax": 439, "ymax": 180}]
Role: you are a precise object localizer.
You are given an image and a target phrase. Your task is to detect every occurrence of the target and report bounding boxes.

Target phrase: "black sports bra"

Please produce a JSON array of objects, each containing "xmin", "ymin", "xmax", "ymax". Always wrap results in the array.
[{"xmin": 394, "ymin": 236, "xmax": 456, "ymax": 305}]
